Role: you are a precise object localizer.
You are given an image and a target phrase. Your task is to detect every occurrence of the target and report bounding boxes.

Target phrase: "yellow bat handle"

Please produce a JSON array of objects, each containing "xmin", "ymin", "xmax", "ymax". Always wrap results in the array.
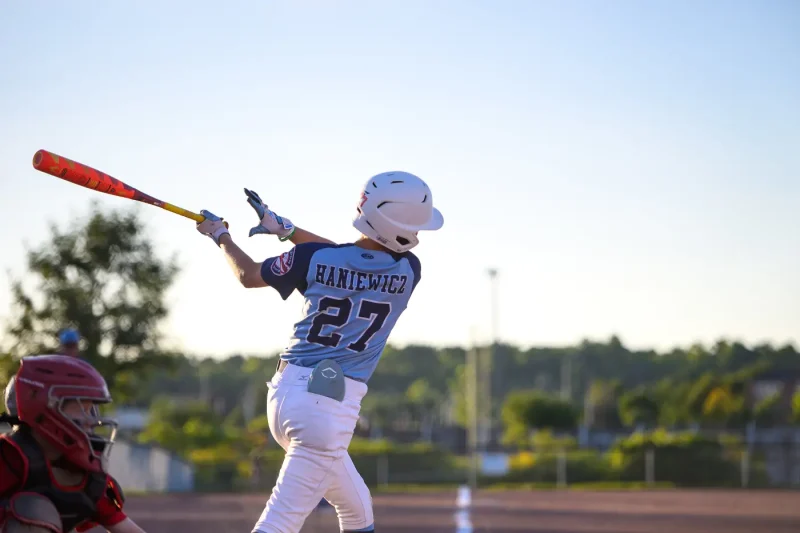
[
  {"xmin": 162, "ymin": 202, "xmax": 205, "ymax": 223},
  {"xmin": 161, "ymin": 202, "xmax": 230, "ymax": 228}
]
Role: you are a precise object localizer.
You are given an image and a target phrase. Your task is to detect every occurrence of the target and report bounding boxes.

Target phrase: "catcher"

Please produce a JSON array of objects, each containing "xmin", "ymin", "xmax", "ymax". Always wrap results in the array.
[{"xmin": 0, "ymin": 355, "xmax": 147, "ymax": 533}]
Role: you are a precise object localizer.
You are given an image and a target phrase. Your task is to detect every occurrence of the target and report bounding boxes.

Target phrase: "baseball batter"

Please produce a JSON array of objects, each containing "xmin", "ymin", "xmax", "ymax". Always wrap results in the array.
[{"xmin": 196, "ymin": 172, "xmax": 443, "ymax": 533}]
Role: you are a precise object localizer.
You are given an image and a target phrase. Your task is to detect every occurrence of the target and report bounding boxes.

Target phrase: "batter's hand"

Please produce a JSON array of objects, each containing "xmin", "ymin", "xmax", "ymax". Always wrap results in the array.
[
  {"xmin": 196, "ymin": 210, "xmax": 230, "ymax": 246},
  {"xmin": 244, "ymin": 188, "xmax": 295, "ymax": 241}
]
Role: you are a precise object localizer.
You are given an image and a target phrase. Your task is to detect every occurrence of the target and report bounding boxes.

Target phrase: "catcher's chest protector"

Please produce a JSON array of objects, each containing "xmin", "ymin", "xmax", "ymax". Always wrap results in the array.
[{"xmin": 1, "ymin": 431, "xmax": 106, "ymax": 533}]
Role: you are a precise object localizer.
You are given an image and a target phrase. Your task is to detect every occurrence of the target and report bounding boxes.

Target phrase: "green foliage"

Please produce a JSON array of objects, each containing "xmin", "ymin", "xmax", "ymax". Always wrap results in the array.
[
  {"xmin": 530, "ymin": 429, "xmax": 577, "ymax": 451},
  {"xmin": 106, "ymin": 336, "xmax": 797, "ymax": 490},
  {"xmin": 686, "ymin": 374, "xmax": 717, "ymax": 421},
  {"xmin": 501, "ymin": 392, "xmax": 533, "ymax": 447},
  {"xmin": 0, "ymin": 353, "xmax": 15, "ymax": 390},
  {"xmin": 190, "ymin": 442, "xmax": 247, "ymax": 491},
  {"xmin": 793, "ymin": 391, "xmax": 800, "ymax": 424},
  {"xmin": 503, "ymin": 450, "xmax": 613, "ymax": 484},
  {"xmin": 368, "ymin": 345, "xmax": 459, "ymax": 397},
  {"xmin": 4, "ymin": 205, "xmax": 178, "ymax": 401},
  {"xmin": 406, "ymin": 378, "xmax": 441, "ymax": 406},
  {"xmin": 754, "ymin": 392, "xmax": 782, "ymax": 426},
  {"xmin": 120, "ymin": 336, "xmax": 798, "ymax": 437},
  {"xmin": 501, "ymin": 430, "xmax": 768, "ymax": 488},
  {"xmin": 137, "ymin": 397, "xmax": 281, "ymax": 491},
  {"xmin": 702, "ymin": 385, "xmax": 743, "ymax": 425},
  {"xmin": 610, "ymin": 430, "xmax": 749, "ymax": 487},
  {"xmin": 347, "ymin": 438, "xmax": 464, "ymax": 485},
  {"xmin": 138, "ymin": 398, "xmax": 228, "ymax": 456},
  {"xmin": 618, "ymin": 389, "xmax": 659, "ymax": 428},
  {"xmin": 360, "ymin": 392, "xmax": 409, "ymax": 430},
  {"xmin": 651, "ymin": 378, "xmax": 691, "ymax": 426},
  {"xmin": 501, "ymin": 391, "xmax": 578, "ymax": 447},
  {"xmin": 118, "ymin": 337, "xmax": 798, "ymax": 463},
  {"xmin": 585, "ymin": 379, "xmax": 624, "ymax": 429}
]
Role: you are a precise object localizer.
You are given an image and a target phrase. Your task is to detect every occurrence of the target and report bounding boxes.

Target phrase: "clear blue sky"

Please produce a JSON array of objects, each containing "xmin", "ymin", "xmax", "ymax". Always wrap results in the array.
[{"xmin": 0, "ymin": 1, "xmax": 797, "ymax": 357}]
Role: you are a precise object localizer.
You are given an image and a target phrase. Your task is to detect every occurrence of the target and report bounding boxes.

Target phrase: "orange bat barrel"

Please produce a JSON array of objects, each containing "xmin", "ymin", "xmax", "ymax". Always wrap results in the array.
[
  {"xmin": 32, "ymin": 149, "xmax": 162, "ymax": 205},
  {"xmin": 32, "ymin": 149, "xmax": 208, "ymax": 224}
]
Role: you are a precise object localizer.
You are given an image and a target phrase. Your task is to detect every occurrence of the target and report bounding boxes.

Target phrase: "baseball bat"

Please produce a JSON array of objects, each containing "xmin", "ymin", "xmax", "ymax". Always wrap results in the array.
[{"xmin": 32, "ymin": 149, "xmax": 207, "ymax": 223}]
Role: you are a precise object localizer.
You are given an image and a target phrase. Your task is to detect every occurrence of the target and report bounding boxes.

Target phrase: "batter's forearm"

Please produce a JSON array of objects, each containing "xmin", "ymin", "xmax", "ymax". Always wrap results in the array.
[
  {"xmin": 218, "ymin": 234, "xmax": 266, "ymax": 288},
  {"xmin": 289, "ymin": 227, "xmax": 335, "ymax": 245}
]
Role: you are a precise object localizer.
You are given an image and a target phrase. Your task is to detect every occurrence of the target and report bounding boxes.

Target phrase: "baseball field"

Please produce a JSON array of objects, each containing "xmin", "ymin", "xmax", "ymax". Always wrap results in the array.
[{"xmin": 121, "ymin": 489, "xmax": 800, "ymax": 533}]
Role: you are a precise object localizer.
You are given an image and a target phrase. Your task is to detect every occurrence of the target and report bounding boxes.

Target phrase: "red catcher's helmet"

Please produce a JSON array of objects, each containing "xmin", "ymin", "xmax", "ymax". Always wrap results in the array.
[{"xmin": 5, "ymin": 355, "xmax": 118, "ymax": 472}]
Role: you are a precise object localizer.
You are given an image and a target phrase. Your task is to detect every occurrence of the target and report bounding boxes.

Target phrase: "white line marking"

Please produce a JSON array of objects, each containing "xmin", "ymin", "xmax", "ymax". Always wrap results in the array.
[{"xmin": 455, "ymin": 485, "xmax": 473, "ymax": 533}]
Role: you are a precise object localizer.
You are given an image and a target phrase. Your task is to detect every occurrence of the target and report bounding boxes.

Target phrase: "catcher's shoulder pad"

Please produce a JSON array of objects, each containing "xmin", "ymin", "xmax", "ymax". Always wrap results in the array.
[
  {"xmin": 0, "ymin": 434, "xmax": 28, "ymax": 483},
  {"xmin": 105, "ymin": 476, "xmax": 125, "ymax": 510},
  {"xmin": 6, "ymin": 492, "xmax": 62, "ymax": 533}
]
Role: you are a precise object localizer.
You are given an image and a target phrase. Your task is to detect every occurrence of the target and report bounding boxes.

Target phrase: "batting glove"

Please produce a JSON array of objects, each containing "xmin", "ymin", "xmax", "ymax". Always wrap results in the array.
[
  {"xmin": 196, "ymin": 210, "xmax": 230, "ymax": 246},
  {"xmin": 244, "ymin": 188, "xmax": 295, "ymax": 241}
]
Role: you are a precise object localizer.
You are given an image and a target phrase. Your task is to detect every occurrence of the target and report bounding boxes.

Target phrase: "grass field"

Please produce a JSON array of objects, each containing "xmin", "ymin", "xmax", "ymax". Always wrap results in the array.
[{"xmin": 119, "ymin": 489, "xmax": 800, "ymax": 533}]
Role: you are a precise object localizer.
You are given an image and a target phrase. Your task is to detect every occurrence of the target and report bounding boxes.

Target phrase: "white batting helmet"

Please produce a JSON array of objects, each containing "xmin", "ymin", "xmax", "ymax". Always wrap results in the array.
[{"xmin": 353, "ymin": 171, "xmax": 443, "ymax": 253}]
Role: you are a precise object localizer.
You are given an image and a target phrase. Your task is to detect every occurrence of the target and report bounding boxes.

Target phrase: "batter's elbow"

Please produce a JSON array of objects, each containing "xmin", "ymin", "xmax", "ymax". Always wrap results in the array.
[{"xmin": 239, "ymin": 264, "xmax": 268, "ymax": 289}]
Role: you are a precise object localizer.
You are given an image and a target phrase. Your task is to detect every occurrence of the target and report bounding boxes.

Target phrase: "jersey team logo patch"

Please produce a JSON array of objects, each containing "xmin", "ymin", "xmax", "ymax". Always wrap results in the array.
[{"xmin": 271, "ymin": 248, "xmax": 295, "ymax": 276}]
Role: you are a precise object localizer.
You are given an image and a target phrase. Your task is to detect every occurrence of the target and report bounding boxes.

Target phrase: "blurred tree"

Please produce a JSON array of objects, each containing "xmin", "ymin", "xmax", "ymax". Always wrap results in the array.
[
  {"xmin": 530, "ymin": 394, "xmax": 579, "ymax": 431},
  {"xmin": 653, "ymin": 378, "xmax": 692, "ymax": 426},
  {"xmin": 0, "ymin": 353, "xmax": 15, "ymax": 389},
  {"xmin": 96, "ymin": 332, "xmax": 797, "ymax": 436},
  {"xmin": 754, "ymin": 392, "xmax": 783, "ymax": 426},
  {"xmin": 501, "ymin": 391, "xmax": 578, "ymax": 447},
  {"xmin": 501, "ymin": 392, "xmax": 533, "ymax": 447},
  {"xmin": 530, "ymin": 429, "xmax": 578, "ymax": 451},
  {"xmin": 137, "ymin": 398, "xmax": 189, "ymax": 453},
  {"xmin": 618, "ymin": 389, "xmax": 660, "ymax": 428},
  {"xmin": 585, "ymin": 379, "xmax": 624, "ymax": 429},
  {"xmin": 447, "ymin": 363, "xmax": 469, "ymax": 427},
  {"xmin": 223, "ymin": 406, "xmax": 246, "ymax": 435},
  {"xmin": 243, "ymin": 414, "xmax": 271, "ymax": 451},
  {"xmin": 702, "ymin": 385, "xmax": 742, "ymax": 427},
  {"xmin": 793, "ymin": 391, "xmax": 800, "ymax": 424},
  {"xmin": 685, "ymin": 373, "xmax": 716, "ymax": 423},
  {"xmin": 360, "ymin": 392, "xmax": 410, "ymax": 435},
  {"xmin": 405, "ymin": 378, "xmax": 443, "ymax": 440},
  {"xmin": 138, "ymin": 397, "xmax": 228, "ymax": 455},
  {"xmin": 4, "ymin": 204, "xmax": 179, "ymax": 401}
]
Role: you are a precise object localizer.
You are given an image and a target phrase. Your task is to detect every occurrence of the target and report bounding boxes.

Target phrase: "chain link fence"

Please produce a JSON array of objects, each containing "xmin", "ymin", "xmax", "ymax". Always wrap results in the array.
[{"xmin": 233, "ymin": 443, "xmax": 799, "ymax": 493}]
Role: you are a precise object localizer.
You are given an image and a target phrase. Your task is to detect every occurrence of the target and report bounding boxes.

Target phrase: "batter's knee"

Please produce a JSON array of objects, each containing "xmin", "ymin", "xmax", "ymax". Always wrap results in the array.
[
  {"xmin": 327, "ymin": 458, "xmax": 374, "ymax": 532},
  {"xmin": 2, "ymin": 493, "xmax": 62, "ymax": 533},
  {"xmin": 336, "ymin": 499, "xmax": 374, "ymax": 532}
]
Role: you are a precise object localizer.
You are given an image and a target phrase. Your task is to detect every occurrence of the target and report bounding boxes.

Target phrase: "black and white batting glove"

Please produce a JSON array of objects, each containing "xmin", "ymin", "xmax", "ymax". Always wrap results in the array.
[
  {"xmin": 244, "ymin": 188, "xmax": 295, "ymax": 241},
  {"xmin": 196, "ymin": 210, "xmax": 230, "ymax": 246}
]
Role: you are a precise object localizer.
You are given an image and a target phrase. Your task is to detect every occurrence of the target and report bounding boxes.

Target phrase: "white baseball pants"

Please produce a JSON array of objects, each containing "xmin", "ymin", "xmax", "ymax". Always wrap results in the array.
[{"xmin": 252, "ymin": 363, "xmax": 373, "ymax": 533}]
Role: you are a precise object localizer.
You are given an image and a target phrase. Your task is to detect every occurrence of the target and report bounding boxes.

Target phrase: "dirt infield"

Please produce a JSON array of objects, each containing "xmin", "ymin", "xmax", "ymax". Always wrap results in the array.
[{"xmin": 121, "ymin": 489, "xmax": 800, "ymax": 533}]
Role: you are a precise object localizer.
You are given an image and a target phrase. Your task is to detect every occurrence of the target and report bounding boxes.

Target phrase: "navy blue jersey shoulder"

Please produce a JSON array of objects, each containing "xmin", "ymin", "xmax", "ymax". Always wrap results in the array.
[{"xmin": 260, "ymin": 242, "xmax": 339, "ymax": 300}]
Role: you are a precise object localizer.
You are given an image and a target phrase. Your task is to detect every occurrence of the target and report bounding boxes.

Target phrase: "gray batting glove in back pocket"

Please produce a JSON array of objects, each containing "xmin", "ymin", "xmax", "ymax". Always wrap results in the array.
[{"xmin": 308, "ymin": 359, "xmax": 346, "ymax": 402}]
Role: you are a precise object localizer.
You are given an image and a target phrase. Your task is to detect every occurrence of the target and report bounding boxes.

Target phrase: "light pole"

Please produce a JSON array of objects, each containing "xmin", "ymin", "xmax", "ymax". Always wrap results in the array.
[
  {"xmin": 486, "ymin": 268, "xmax": 498, "ymax": 448},
  {"xmin": 467, "ymin": 328, "xmax": 479, "ymax": 489},
  {"xmin": 488, "ymin": 269, "xmax": 499, "ymax": 344}
]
